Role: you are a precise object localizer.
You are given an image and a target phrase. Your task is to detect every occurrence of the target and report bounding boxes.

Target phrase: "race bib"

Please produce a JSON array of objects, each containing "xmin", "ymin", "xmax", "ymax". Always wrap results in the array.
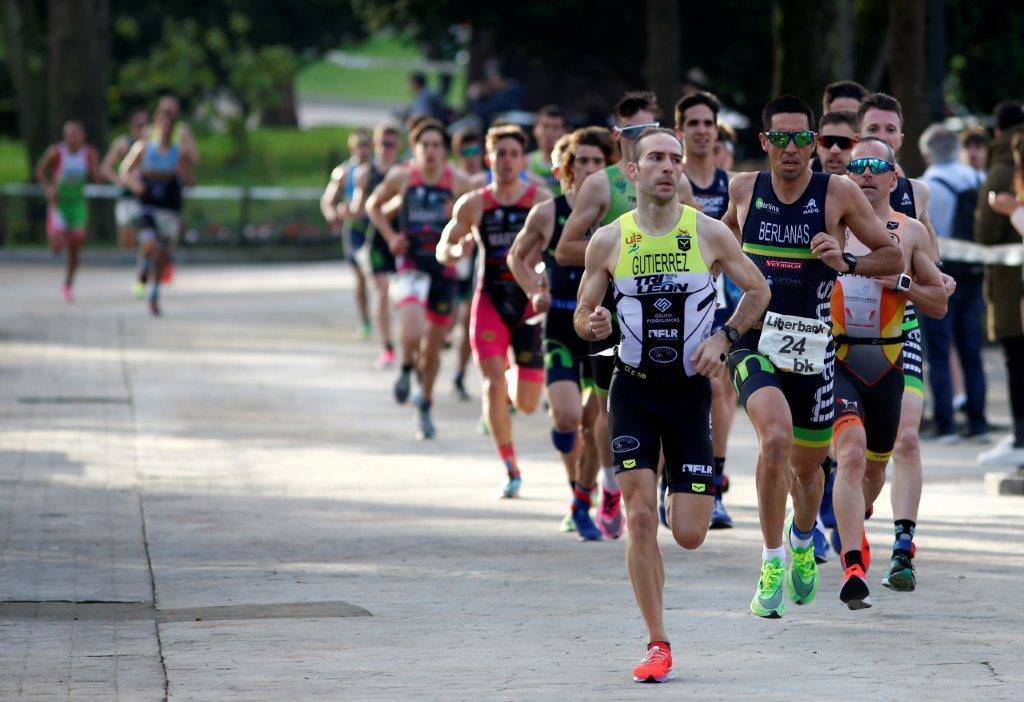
[
  {"xmin": 390, "ymin": 270, "xmax": 430, "ymax": 306},
  {"xmin": 757, "ymin": 311, "xmax": 831, "ymax": 375}
]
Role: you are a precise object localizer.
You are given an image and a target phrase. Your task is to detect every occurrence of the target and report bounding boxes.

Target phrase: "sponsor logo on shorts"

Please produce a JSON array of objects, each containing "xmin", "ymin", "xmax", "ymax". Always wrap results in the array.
[
  {"xmin": 482, "ymin": 330, "xmax": 497, "ymax": 342},
  {"xmin": 683, "ymin": 463, "xmax": 714, "ymax": 476},
  {"xmin": 654, "ymin": 298, "xmax": 672, "ymax": 313},
  {"xmin": 517, "ymin": 351, "xmax": 534, "ymax": 364},
  {"xmin": 622, "ymin": 458, "xmax": 637, "ymax": 469},
  {"xmin": 887, "ymin": 220, "xmax": 899, "ymax": 230},
  {"xmin": 649, "ymin": 346, "xmax": 678, "ymax": 363},
  {"xmin": 839, "ymin": 398, "xmax": 860, "ymax": 412},
  {"xmin": 612, "ymin": 435, "xmax": 641, "ymax": 453},
  {"xmin": 765, "ymin": 259, "xmax": 802, "ymax": 270},
  {"xmin": 648, "ymin": 328, "xmax": 678, "ymax": 339},
  {"xmin": 691, "ymin": 483, "xmax": 706, "ymax": 493}
]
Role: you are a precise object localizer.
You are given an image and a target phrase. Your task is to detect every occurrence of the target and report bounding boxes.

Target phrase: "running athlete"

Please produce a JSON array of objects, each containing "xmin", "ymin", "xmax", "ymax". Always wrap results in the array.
[
  {"xmin": 450, "ymin": 129, "xmax": 486, "ymax": 398},
  {"xmin": 526, "ymin": 105, "xmax": 568, "ymax": 195},
  {"xmin": 822, "ymin": 80, "xmax": 869, "ymax": 116},
  {"xmin": 575, "ymin": 128, "xmax": 769, "ymax": 682},
  {"xmin": 721, "ymin": 95, "xmax": 902, "ymax": 619},
  {"xmin": 438, "ymin": 125, "xmax": 552, "ymax": 498},
  {"xmin": 322, "ymin": 129, "xmax": 374, "ymax": 338},
  {"xmin": 713, "ymin": 122, "xmax": 737, "ymax": 172},
  {"xmin": 815, "ymin": 111, "xmax": 858, "ymax": 176},
  {"xmin": 508, "ymin": 128, "xmax": 615, "ymax": 538},
  {"xmin": 120, "ymin": 110, "xmax": 195, "ymax": 316},
  {"xmin": 677, "ymin": 90, "xmax": 737, "ymax": 529},
  {"xmin": 349, "ymin": 123, "xmax": 403, "ymax": 369},
  {"xmin": 831, "ymin": 138, "xmax": 947, "ymax": 607},
  {"xmin": 367, "ymin": 118, "xmax": 471, "ymax": 439},
  {"xmin": 857, "ymin": 93, "xmax": 955, "ymax": 588},
  {"xmin": 555, "ymin": 92, "xmax": 697, "ymax": 516},
  {"xmin": 100, "ymin": 109, "xmax": 149, "ymax": 254},
  {"xmin": 34, "ymin": 120, "xmax": 100, "ymax": 302}
]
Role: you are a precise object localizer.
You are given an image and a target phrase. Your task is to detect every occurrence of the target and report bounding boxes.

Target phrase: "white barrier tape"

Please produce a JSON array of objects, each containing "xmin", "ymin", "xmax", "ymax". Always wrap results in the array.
[
  {"xmin": 0, "ymin": 183, "xmax": 319, "ymax": 202},
  {"xmin": 938, "ymin": 238, "xmax": 1024, "ymax": 267}
]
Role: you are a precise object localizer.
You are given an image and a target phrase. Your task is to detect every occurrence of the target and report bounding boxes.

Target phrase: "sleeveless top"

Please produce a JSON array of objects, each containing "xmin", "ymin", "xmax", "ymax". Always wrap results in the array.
[
  {"xmin": 611, "ymin": 206, "xmax": 716, "ymax": 379},
  {"xmin": 739, "ymin": 172, "xmax": 835, "ymax": 347},
  {"xmin": 542, "ymin": 195, "xmax": 581, "ymax": 307},
  {"xmin": 527, "ymin": 150, "xmax": 560, "ymax": 196},
  {"xmin": 831, "ymin": 212, "xmax": 910, "ymax": 384},
  {"xmin": 889, "ymin": 176, "xmax": 921, "ymax": 335},
  {"xmin": 140, "ymin": 141, "xmax": 182, "ymax": 211},
  {"xmin": 601, "ymin": 164, "xmax": 637, "ymax": 226},
  {"xmin": 398, "ymin": 164, "xmax": 455, "ymax": 276},
  {"xmin": 55, "ymin": 144, "xmax": 90, "ymax": 209},
  {"xmin": 687, "ymin": 168, "xmax": 730, "ymax": 220},
  {"xmin": 478, "ymin": 184, "xmax": 540, "ymax": 320}
]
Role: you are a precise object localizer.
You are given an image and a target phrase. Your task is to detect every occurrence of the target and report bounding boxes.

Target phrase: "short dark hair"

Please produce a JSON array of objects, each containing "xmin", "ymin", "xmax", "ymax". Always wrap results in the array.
[
  {"xmin": 761, "ymin": 95, "xmax": 815, "ymax": 131},
  {"xmin": 630, "ymin": 127, "xmax": 682, "ymax": 161},
  {"xmin": 717, "ymin": 121, "xmax": 737, "ymax": 144},
  {"xmin": 858, "ymin": 92, "xmax": 903, "ymax": 129},
  {"xmin": 674, "ymin": 91, "xmax": 721, "ymax": 129},
  {"xmin": 410, "ymin": 72, "xmax": 427, "ymax": 88},
  {"xmin": 564, "ymin": 127, "xmax": 615, "ymax": 189},
  {"xmin": 822, "ymin": 80, "xmax": 868, "ymax": 113},
  {"xmin": 614, "ymin": 91, "xmax": 659, "ymax": 120},
  {"xmin": 994, "ymin": 101, "xmax": 1024, "ymax": 131},
  {"xmin": 410, "ymin": 118, "xmax": 448, "ymax": 148},
  {"xmin": 536, "ymin": 105, "xmax": 565, "ymax": 123},
  {"xmin": 959, "ymin": 128, "xmax": 988, "ymax": 148},
  {"xmin": 485, "ymin": 124, "xmax": 528, "ymax": 152},
  {"xmin": 819, "ymin": 110, "xmax": 858, "ymax": 132},
  {"xmin": 452, "ymin": 128, "xmax": 481, "ymax": 151}
]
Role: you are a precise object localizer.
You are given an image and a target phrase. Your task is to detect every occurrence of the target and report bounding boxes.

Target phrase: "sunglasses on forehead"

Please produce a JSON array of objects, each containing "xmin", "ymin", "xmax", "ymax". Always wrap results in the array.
[
  {"xmin": 614, "ymin": 122, "xmax": 661, "ymax": 140},
  {"xmin": 818, "ymin": 134, "xmax": 855, "ymax": 150},
  {"xmin": 459, "ymin": 145, "xmax": 482, "ymax": 157},
  {"xmin": 764, "ymin": 130, "xmax": 816, "ymax": 148},
  {"xmin": 847, "ymin": 157, "xmax": 895, "ymax": 175}
]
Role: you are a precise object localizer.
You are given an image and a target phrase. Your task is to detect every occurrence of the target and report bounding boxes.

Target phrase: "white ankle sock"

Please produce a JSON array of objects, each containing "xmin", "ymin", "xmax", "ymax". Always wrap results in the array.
[
  {"xmin": 602, "ymin": 466, "xmax": 619, "ymax": 492},
  {"xmin": 762, "ymin": 545, "xmax": 786, "ymax": 563}
]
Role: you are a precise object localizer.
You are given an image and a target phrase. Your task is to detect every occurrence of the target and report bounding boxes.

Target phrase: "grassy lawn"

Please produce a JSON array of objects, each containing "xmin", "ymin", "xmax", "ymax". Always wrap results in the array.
[
  {"xmin": 296, "ymin": 34, "xmax": 465, "ymax": 106},
  {"xmin": 0, "ymin": 138, "xmax": 29, "ymax": 183}
]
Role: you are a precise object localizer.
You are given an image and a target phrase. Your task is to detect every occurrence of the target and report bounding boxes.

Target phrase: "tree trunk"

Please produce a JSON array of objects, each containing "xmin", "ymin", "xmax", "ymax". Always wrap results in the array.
[
  {"xmin": 0, "ymin": 0, "xmax": 50, "ymax": 174},
  {"xmin": 772, "ymin": 0, "xmax": 837, "ymax": 119},
  {"xmin": 48, "ymin": 0, "xmax": 109, "ymax": 151},
  {"xmin": 889, "ymin": 0, "xmax": 929, "ymax": 176},
  {"xmin": 645, "ymin": 0, "xmax": 679, "ymax": 123},
  {"xmin": 926, "ymin": 0, "xmax": 947, "ymax": 121},
  {"xmin": 262, "ymin": 77, "xmax": 299, "ymax": 127}
]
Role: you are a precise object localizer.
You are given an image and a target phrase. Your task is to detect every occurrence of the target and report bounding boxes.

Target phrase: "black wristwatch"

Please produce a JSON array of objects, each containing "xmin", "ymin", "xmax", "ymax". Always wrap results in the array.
[
  {"xmin": 720, "ymin": 324, "xmax": 740, "ymax": 346},
  {"xmin": 842, "ymin": 252, "xmax": 858, "ymax": 274}
]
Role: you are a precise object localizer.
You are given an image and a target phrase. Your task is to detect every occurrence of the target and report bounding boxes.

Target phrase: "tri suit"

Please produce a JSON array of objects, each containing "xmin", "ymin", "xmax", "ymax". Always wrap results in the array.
[{"xmin": 890, "ymin": 177, "xmax": 924, "ymax": 397}]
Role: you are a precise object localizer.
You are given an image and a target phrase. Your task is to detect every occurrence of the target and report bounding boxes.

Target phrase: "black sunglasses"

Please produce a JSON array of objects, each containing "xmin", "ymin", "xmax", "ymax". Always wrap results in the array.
[{"xmin": 818, "ymin": 135, "xmax": 855, "ymax": 150}]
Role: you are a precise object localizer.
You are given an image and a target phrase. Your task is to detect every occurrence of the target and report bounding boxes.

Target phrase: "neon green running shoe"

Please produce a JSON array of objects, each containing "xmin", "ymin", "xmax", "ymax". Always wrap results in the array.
[
  {"xmin": 750, "ymin": 557, "xmax": 787, "ymax": 618},
  {"xmin": 560, "ymin": 512, "xmax": 576, "ymax": 533},
  {"xmin": 359, "ymin": 321, "xmax": 372, "ymax": 340},
  {"xmin": 132, "ymin": 281, "xmax": 146, "ymax": 300},
  {"xmin": 785, "ymin": 513, "xmax": 821, "ymax": 605}
]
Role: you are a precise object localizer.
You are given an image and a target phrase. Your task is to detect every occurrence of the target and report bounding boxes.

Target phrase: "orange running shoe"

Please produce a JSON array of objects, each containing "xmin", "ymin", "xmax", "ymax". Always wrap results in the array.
[
  {"xmin": 632, "ymin": 643, "xmax": 674, "ymax": 683},
  {"xmin": 839, "ymin": 564, "xmax": 871, "ymax": 610},
  {"xmin": 861, "ymin": 530, "xmax": 871, "ymax": 572}
]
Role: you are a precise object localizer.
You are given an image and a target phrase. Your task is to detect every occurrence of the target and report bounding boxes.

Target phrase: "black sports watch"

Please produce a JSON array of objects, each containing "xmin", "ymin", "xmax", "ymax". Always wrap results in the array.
[
  {"xmin": 842, "ymin": 252, "xmax": 858, "ymax": 274},
  {"xmin": 720, "ymin": 324, "xmax": 740, "ymax": 345}
]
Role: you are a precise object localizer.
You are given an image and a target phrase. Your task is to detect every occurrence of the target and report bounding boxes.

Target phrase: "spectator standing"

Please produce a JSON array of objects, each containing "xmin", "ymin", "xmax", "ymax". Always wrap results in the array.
[
  {"xmin": 960, "ymin": 128, "xmax": 989, "ymax": 174},
  {"xmin": 408, "ymin": 72, "xmax": 443, "ymax": 121},
  {"xmin": 975, "ymin": 103, "xmax": 1024, "ymax": 465},
  {"xmin": 918, "ymin": 124, "xmax": 989, "ymax": 441}
]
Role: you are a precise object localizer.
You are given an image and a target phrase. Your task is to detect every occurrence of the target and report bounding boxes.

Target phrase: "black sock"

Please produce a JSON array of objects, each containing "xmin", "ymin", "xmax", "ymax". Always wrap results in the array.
[
  {"xmin": 713, "ymin": 457, "xmax": 725, "ymax": 498},
  {"xmin": 401, "ymin": 363, "xmax": 413, "ymax": 374},
  {"xmin": 454, "ymin": 369, "xmax": 464, "ymax": 383},
  {"xmin": 893, "ymin": 519, "xmax": 916, "ymax": 557},
  {"xmin": 843, "ymin": 549, "xmax": 864, "ymax": 570}
]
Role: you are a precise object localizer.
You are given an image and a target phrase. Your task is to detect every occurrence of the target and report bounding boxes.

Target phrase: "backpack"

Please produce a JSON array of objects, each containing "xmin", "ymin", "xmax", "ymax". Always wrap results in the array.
[{"xmin": 932, "ymin": 174, "xmax": 983, "ymax": 282}]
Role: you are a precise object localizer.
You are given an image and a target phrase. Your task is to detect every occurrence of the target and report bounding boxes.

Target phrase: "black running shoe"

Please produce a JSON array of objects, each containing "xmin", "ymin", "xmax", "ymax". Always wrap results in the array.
[
  {"xmin": 394, "ymin": 369, "xmax": 411, "ymax": 404},
  {"xmin": 416, "ymin": 402, "xmax": 436, "ymax": 440}
]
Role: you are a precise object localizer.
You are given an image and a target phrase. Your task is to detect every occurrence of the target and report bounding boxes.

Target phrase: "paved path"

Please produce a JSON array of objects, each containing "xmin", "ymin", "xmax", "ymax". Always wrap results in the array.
[{"xmin": 1, "ymin": 262, "xmax": 1022, "ymax": 700}]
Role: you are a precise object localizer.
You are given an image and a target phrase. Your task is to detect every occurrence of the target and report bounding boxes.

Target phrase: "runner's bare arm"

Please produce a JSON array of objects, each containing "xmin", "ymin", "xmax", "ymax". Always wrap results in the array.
[
  {"xmin": 178, "ymin": 123, "xmax": 200, "ymax": 165},
  {"xmin": 367, "ymin": 168, "xmax": 407, "ymax": 249},
  {"xmin": 348, "ymin": 164, "xmax": 372, "ymax": 219},
  {"xmin": 33, "ymin": 146, "xmax": 58, "ymax": 198},
  {"xmin": 437, "ymin": 191, "xmax": 481, "ymax": 265},
  {"xmin": 690, "ymin": 215, "xmax": 770, "ymax": 377},
  {"xmin": 814, "ymin": 176, "xmax": 902, "ymax": 276},
  {"xmin": 100, "ymin": 137, "xmax": 128, "ymax": 185},
  {"xmin": 911, "ymin": 179, "xmax": 940, "ymax": 259},
  {"xmin": 508, "ymin": 200, "xmax": 554, "ymax": 304},
  {"xmin": 722, "ymin": 172, "xmax": 755, "ymax": 244},
  {"xmin": 573, "ymin": 224, "xmax": 618, "ymax": 341},
  {"xmin": 320, "ymin": 166, "xmax": 345, "ymax": 224},
  {"xmin": 555, "ymin": 171, "xmax": 607, "ymax": 267},
  {"xmin": 118, "ymin": 140, "xmax": 147, "ymax": 196},
  {"xmin": 87, "ymin": 146, "xmax": 102, "ymax": 182},
  {"xmin": 898, "ymin": 220, "xmax": 948, "ymax": 318}
]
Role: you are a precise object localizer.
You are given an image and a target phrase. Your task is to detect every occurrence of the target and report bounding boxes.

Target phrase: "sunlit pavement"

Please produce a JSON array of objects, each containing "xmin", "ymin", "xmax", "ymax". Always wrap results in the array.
[{"xmin": 1, "ymin": 261, "xmax": 1022, "ymax": 700}]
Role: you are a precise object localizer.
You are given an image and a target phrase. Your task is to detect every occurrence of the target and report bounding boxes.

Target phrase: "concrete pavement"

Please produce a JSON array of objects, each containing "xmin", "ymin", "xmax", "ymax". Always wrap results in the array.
[{"xmin": 1, "ymin": 261, "xmax": 1022, "ymax": 700}]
